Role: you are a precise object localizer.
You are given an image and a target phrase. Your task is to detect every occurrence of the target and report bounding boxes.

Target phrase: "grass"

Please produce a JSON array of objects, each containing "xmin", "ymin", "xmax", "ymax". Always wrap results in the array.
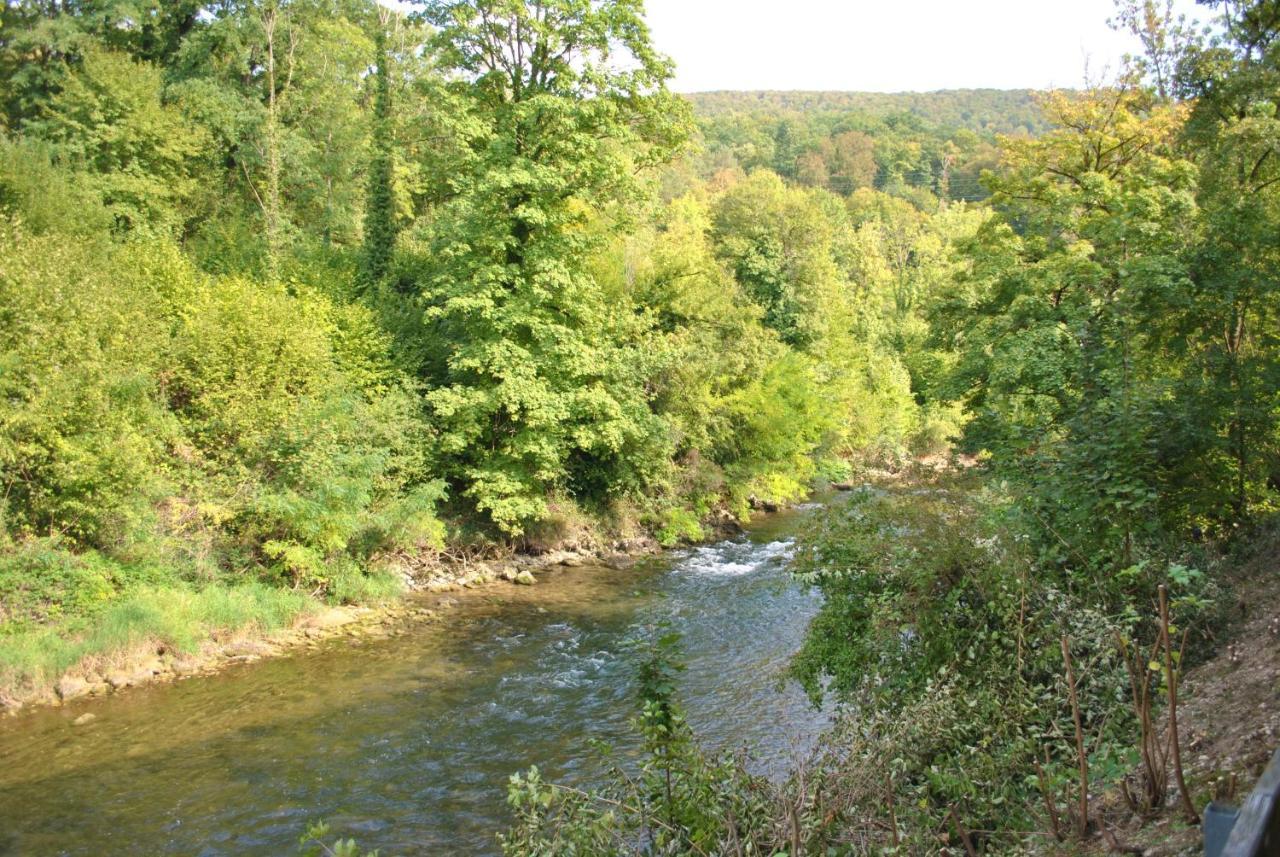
[
  {"xmin": 0, "ymin": 578, "xmax": 316, "ymax": 699},
  {"xmin": 0, "ymin": 535, "xmax": 415, "ymax": 700},
  {"xmin": 326, "ymin": 557, "xmax": 405, "ymax": 605}
]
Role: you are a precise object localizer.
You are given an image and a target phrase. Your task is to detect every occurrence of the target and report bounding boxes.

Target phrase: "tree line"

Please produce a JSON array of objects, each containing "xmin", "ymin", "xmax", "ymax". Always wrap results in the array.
[
  {"xmin": 684, "ymin": 88, "xmax": 1043, "ymax": 205},
  {"xmin": 496, "ymin": 0, "xmax": 1280, "ymax": 852},
  {"xmin": 0, "ymin": 0, "xmax": 967, "ymax": 689}
]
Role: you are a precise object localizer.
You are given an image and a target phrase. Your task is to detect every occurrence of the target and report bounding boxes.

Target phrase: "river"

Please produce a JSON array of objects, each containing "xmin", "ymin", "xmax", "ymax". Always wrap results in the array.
[{"xmin": 0, "ymin": 505, "xmax": 829, "ymax": 856}]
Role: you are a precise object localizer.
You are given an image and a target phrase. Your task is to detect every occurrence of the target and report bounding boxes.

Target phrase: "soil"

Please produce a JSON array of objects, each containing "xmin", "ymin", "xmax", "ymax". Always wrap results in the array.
[{"xmin": 1086, "ymin": 530, "xmax": 1280, "ymax": 856}]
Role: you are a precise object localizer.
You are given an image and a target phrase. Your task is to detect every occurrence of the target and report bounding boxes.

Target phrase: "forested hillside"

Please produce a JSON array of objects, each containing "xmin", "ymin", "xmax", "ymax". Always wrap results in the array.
[
  {"xmin": 687, "ymin": 89, "xmax": 1045, "ymax": 133},
  {"xmin": 1, "ymin": 0, "xmax": 1279, "ymax": 851},
  {"xmin": 0, "ymin": 0, "xmax": 970, "ymax": 700},
  {"xmin": 680, "ymin": 88, "xmax": 1043, "ymax": 203}
]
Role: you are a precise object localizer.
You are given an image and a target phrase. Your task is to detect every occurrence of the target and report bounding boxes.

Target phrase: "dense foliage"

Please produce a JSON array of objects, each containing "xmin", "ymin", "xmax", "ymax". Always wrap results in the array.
[
  {"xmin": 1, "ymin": 0, "xmax": 1277, "ymax": 850},
  {"xmin": 681, "ymin": 89, "xmax": 1039, "ymax": 205},
  {"xmin": 773, "ymin": 3, "xmax": 1279, "ymax": 847},
  {"xmin": 496, "ymin": 1, "xmax": 1280, "ymax": 854},
  {"xmin": 0, "ymin": 0, "xmax": 955, "ymax": 696}
]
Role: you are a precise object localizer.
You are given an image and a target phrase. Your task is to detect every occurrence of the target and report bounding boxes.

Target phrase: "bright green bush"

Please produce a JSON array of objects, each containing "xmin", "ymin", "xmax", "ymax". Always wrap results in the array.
[
  {"xmin": 0, "ymin": 217, "xmax": 444, "ymax": 614},
  {"xmin": 161, "ymin": 261, "xmax": 445, "ymax": 592},
  {"xmin": 0, "ymin": 228, "xmax": 173, "ymax": 549},
  {"xmin": 717, "ymin": 350, "xmax": 832, "ymax": 509},
  {"xmin": 0, "ymin": 139, "xmax": 114, "ymax": 236},
  {"xmin": 0, "ymin": 539, "xmax": 164, "ymax": 629},
  {"xmin": 653, "ymin": 507, "xmax": 704, "ymax": 547},
  {"xmin": 322, "ymin": 558, "xmax": 404, "ymax": 606}
]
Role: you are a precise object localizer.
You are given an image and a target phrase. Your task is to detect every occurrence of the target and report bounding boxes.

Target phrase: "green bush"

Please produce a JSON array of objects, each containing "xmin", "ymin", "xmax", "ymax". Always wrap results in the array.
[
  {"xmin": 323, "ymin": 558, "xmax": 403, "ymax": 606},
  {"xmin": 0, "ymin": 228, "xmax": 173, "ymax": 550},
  {"xmin": 0, "ymin": 216, "xmax": 444, "ymax": 618},
  {"xmin": 0, "ymin": 539, "xmax": 162, "ymax": 629},
  {"xmin": 24, "ymin": 46, "xmax": 212, "ymax": 236},
  {"xmin": 788, "ymin": 475, "xmax": 1215, "ymax": 844},
  {"xmin": 0, "ymin": 139, "xmax": 114, "ymax": 236},
  {"xmin": 653, "ymin": 506, "xmax": 705, "ymax": 547}
]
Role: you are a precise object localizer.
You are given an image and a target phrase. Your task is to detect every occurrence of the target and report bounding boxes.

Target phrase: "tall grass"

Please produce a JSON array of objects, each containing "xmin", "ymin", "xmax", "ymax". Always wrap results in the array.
[{"xmin": 0, "ymin": 582, "xmax": 315, "ymax": 696}]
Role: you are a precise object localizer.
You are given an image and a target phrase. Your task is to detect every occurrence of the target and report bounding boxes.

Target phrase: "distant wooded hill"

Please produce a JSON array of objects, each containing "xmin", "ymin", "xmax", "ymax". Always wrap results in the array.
[
  {"xmin": 683, "ymin": 89, "xmax": 1047, "ymax": 136},
  {"xmin": 673, "ymin": 90, "xmax": 1046, "ymax": 204}
]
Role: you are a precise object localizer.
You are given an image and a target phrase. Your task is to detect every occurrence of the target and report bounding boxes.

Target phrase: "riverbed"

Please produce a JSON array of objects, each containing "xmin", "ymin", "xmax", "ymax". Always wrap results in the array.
[{"xmin": 0, "ymin": 506, "xmax": 828, "ymax": 856}]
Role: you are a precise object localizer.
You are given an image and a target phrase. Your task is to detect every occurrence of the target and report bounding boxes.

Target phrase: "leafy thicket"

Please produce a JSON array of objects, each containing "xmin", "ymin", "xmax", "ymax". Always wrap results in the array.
[
  {"xmin": 0, "ymin": 0, "xmax": 957, "ymax": 692},
  {"xmin": 501, "ymin": 1, "xmax": 1280, "ymax": 853},
  {"xmin": 0, "ymin": 207, "xmax": 442, "ymax": 687},
  {"xmin": 789, "ymin": 479, "xmax": 1218, "ymax": 850}
]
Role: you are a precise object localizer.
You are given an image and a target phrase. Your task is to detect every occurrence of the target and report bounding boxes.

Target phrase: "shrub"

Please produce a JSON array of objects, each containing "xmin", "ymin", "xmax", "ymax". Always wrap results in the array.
[
  {"xmin": 654, "ymin": 507, "xmax": 705, "ymax": 547},
  {"xmin": 789, "ymin": 474, "xmax": 1215, "ymax": 845},
  {"xmin": 0, "ymin": 215, "xmax": 444, "ymax": 615},
  {"xmin": 0, "ymin": 228, "xmax": 172, "ymax": 550}
]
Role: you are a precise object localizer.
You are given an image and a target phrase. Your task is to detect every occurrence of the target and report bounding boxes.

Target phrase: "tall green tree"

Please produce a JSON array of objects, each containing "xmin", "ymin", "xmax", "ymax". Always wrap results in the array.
[
  {"xmin": 939, "ymin": 88, "xmax": 1200, "ymax": 576},
  {"xmin": 167, "ymin": 0, "xmax": 384, "ymax": 273},
  {"xmin": 1175, "ymin": 0, "xmax": 1280, "ymax": 521},
  {"xmin": 25, "ymin": 45, "xmax": 211, "ymax": 234},
  {"xmin": 412, "ymin": 0, "xmax": 691, "ymax": 533},
  {"xmin": 0, "ymin": 0, "xmax": 203, "ymax": 126},
  {"xmin": 710, "ymin": 170, "xmax": 847, "ymax": 352}
]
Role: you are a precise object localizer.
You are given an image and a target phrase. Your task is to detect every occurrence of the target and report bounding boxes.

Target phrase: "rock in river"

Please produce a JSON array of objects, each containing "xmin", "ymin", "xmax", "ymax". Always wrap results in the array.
[
  {"xmin": 56, "ymin": 676, "xmax": 89, "ymax": 702},
  {"xmin": 106, "ymin": 671, "xmax": 134, "ymax": 690}
]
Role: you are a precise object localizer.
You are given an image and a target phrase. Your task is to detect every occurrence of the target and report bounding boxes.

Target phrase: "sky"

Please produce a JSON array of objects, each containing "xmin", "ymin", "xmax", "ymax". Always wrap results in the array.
[
  {"xmin": 644, "ymin": 0, "xmax": 1206, "ymax": 93},
  {"xmin": 383, "ymin": 0, "xmax": 1209, "ymax": 94}
]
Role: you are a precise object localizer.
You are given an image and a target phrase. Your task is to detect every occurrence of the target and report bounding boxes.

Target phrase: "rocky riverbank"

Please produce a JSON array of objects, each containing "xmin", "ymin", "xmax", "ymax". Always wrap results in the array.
[{"xmin": 0, "ymin": 525, "xmax": 735, "ymax": 717}]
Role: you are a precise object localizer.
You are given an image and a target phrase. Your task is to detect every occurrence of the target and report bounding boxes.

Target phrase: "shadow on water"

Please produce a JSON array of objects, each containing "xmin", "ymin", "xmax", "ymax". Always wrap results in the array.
[{"xmin": 0, "ymin": 505, "xmax": 830, "ymax": 856}]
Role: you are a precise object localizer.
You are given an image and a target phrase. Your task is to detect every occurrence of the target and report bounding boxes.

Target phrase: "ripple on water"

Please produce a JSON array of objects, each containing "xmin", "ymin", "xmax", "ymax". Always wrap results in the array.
[
  {"xmin": 676, "ymin": 538, "xmax": 795, "ymax": 577},
  {"xmin": 0, "ymin": 509, "xmax": 829, "ymax": 857}
]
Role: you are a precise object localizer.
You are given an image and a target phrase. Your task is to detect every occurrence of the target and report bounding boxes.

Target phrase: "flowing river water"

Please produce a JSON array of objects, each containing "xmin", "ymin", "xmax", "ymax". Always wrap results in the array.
[{"xmin": 0, "ymin": 505, "xmax": 830, "ymax": 856}]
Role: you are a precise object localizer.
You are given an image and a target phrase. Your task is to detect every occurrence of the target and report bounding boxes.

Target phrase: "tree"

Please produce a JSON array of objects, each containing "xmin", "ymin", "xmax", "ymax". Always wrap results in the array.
[
  {"xmin": 826, "ymin": 130, "xmax": 877, "ymax": 195},
  {"xmin": 938, "ymin": 87, "xmax": 1200, "ymax": 575},
  {"xmin": 26, "ymin": 45, "xmax": 211, "ymax": 234},
  {"xmin": 411, "ymin": 0, "xmax": 691, "ymax": 533},
  {"xmin": 710, "ymin": 170, "xmax": 846, "ymax": 352},
  {"xmin": 1175, "ymin": 0, "xmax": 1280, "ymax": 520},
  {"xmin": 1109, "ymin": 0, "xmax": 1198, "ymax": 99},
  {"xmin": 0, "ymin": 0, "xmax": 203, "ymax": 126},
  {"xmin": 361, "ymin": 7, "xmax": 399, "ymax": 281},
  {"xmin": 795, "ymin": 149, "xmax": 830, "ymax": 189},
  {"xmin": 772, "ymin": 119, "xmax": 797, "ymax": 178}
]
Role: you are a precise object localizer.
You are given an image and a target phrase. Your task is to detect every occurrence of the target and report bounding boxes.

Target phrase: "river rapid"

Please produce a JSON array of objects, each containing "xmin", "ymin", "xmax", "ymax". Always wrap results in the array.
[{"xmin": 0, "ymin": 505, "xmax": 829, "ymax": 856}]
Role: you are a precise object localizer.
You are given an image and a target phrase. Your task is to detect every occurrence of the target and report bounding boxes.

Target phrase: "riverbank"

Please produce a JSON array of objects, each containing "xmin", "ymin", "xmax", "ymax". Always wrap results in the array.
[
  {"xmin": 0, "ymin": 504, "xmax": 826, "ymax": 856},
  {"xmin": 480, "ymin": 468, "xmax": 1280, "ymax": 855},
  {"xmin": 0, "ymin": 513, "xmax": 749, "ymax": 717}
]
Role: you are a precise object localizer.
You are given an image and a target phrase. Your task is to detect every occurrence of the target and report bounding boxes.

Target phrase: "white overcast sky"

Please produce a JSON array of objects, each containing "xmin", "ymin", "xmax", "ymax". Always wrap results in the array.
[{"xmin": 383, "ymin": 0, "xmax": 1208, "ymax": 93}]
